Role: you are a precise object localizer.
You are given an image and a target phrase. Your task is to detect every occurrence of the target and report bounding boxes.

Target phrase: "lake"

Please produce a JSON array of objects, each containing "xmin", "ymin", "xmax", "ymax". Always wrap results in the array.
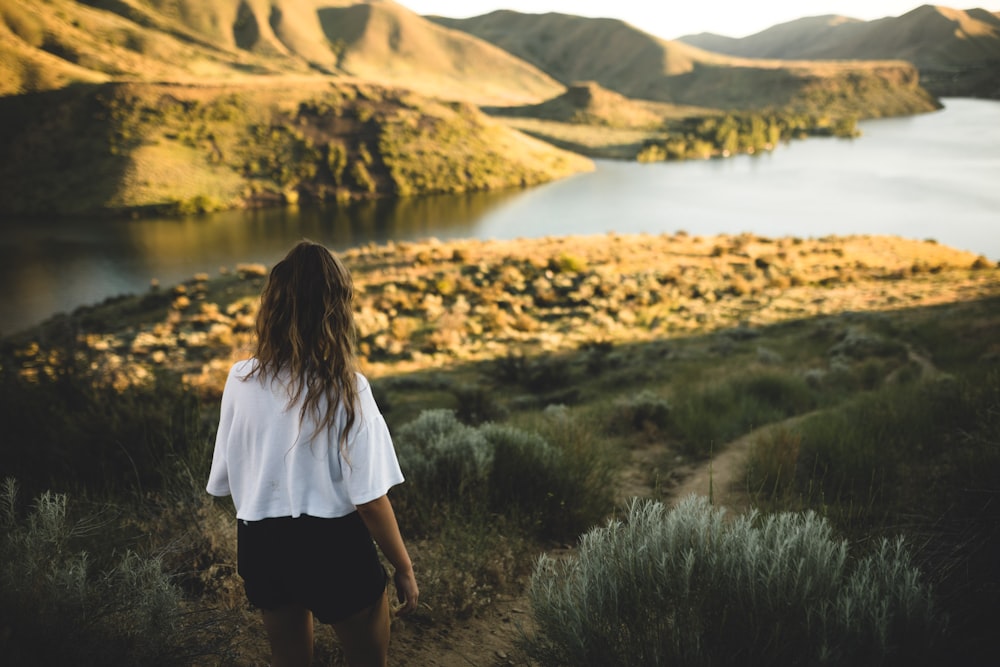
[{"xmin": 1, "ymin": 97, "xmax": 997, "ymax": 336}]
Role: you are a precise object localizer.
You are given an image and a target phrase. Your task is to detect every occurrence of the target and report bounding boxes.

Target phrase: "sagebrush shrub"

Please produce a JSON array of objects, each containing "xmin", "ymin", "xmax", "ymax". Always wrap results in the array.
[
  {"xmin": 393, "ymin": 409, "xmax": 612, "ymax": 539},
  {"xmin": 527, "ymin": 496, "xmax": 939, "ymax": 666},
  {"xmin": 481, "ymin": 422, "xmax": 573, "ymax": 536},
  {"xmin": 0, "ymin": 479, "xmax": 218, "ymax": 666},
  {"xmin": 395, "ymin": 409, "xmax": 494, "ymax": 503}
]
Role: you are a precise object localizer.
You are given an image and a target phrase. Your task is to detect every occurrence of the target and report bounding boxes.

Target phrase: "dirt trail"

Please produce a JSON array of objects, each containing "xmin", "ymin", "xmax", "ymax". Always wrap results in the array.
[
  {"xmin": 399, "ymin": 354, "xmax": 962, "ymax": 667},
  {"xmin": 660, "ymin": 413, "xmax": 818, "ymax": 511},
  {"xmin": 392, "ymin": 595, "xmax": 534, "ymax": 666},
  {"xmin": 394, "ymin": 416, "xmax": 814, "ymax": 666}
]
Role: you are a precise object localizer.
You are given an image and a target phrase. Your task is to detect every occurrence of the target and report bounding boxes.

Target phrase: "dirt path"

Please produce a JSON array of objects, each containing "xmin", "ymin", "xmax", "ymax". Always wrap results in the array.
[
  {"xmin": 621, "ymin": 413, "xmax": 821, "ymax": 514},
  {"xmin": 392, "ymin": 418, "xmax": 806, "ymax": 666},
  {"xmin": 391, "ymin": 593, "xmax": 534, "ymax": 666},
  {"xmin": 394, "ymin": 396, "xmax": 910, "ymax": 665}
]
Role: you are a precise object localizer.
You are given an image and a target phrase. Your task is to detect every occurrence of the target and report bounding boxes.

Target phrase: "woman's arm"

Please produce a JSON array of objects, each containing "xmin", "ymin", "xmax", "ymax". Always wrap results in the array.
[{"xmin": 356, "ymin": 494, "xmax": 419, "ymax": 614}]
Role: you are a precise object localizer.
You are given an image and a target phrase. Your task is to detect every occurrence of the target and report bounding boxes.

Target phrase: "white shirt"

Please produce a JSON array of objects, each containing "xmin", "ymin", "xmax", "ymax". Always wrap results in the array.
[{"xmin": 206, "ymin": 359, "xmax": 404, "ymax": 521}]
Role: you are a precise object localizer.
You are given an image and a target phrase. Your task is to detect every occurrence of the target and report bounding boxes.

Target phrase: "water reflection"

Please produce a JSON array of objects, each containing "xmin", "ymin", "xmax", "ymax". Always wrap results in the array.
[{"xmin": 0, "ymin": 189, "xmax": 521, "ymax": 335}]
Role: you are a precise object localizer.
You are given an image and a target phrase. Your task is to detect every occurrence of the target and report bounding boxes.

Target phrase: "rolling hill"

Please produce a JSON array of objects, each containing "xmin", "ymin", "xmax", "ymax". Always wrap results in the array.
[
  {"xmin": 427, "ymin": 10, "xmax": 940, "ymax": 117},
  {"xmin": 0, "ymin": 0, "xmax": 563, "ymax": 105},
  {"xmin": 678, "ymin": 5, "xmax": 1000, "ymax": 98},
  {"xmin": 488, "ymin": 81, "xmax": 684, "ymax": 128}
]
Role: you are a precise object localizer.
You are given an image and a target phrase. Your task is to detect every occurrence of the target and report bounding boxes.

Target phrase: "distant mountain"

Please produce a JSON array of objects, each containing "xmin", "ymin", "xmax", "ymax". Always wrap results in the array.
[
  {"xmin": 426, "ymin": 10, "xmax": 939, "ymax": 117},
  {"xmin": 678, "ymin": 5, "xmax": 1000, "ymax": 98},
  {"xmin": 0, "ymin": 0, "xmax": 942, "ymax": 115},
  {"xmin": 0, "ymin": 0, "xmax": 562, "ymax": 105}
]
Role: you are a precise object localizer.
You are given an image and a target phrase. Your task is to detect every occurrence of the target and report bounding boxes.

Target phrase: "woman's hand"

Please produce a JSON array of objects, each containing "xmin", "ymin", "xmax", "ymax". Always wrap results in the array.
[{"xmin": 393, "ymin": 567, "xmax": 419, "ymax": 615}]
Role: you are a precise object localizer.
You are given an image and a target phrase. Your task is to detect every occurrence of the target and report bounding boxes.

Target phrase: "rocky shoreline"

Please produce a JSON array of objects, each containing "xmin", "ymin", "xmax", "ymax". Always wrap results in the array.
[{"xmin": 7, "ymin": 232, "xmax": 997, "ymax": 398}]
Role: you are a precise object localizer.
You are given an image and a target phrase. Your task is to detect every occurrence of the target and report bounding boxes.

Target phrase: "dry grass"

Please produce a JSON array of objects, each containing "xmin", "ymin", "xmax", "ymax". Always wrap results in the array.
[{"xmin": 0, "ymin": 0, "xmax": 563, "ymax": 106}]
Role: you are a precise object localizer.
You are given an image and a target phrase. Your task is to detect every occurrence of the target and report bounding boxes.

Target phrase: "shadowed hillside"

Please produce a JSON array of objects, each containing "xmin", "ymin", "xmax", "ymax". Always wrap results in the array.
[
  {"xmin": 0, "ymin": 0, "xmax": 563, "ymax": 105},
  {"xmin": 679, "ymin": 5, "xmax": 1000, "ymax": 98},
  {"xmin": 427, "ymin": 10, "xmax": 941, "ymax": 117}
]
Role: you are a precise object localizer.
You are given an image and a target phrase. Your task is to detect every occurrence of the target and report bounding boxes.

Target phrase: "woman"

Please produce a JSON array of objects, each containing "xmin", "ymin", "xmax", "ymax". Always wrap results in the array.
[{"xmin": 207, "ymin": 240, "xmax": 418, "ymax": 667}]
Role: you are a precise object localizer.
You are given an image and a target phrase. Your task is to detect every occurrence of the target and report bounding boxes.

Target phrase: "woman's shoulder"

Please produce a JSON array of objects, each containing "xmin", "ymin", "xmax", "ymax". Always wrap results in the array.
[
  {"xmin": 231, "ymin": 358, "xmax": 257, "ymax": 376},
  {"xmin": 354, "ymin": 371, "xmax": 371, "ymax": 394}
]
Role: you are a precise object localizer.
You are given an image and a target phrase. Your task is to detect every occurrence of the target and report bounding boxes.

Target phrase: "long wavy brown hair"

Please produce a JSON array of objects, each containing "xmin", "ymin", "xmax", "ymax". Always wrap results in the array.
[{"xmin": 245, "ymin": 240, "xmax": 359, "ymax": 454}]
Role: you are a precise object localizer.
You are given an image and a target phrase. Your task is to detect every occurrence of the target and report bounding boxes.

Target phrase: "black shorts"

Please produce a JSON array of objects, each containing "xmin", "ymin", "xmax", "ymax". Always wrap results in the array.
[{"xmin": 237, "ymin": 512, "xmax": 387, "ymax": 624}]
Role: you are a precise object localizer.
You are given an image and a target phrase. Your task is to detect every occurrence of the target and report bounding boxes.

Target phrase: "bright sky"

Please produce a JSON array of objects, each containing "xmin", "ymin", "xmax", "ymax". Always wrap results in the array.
[{"xmin": 398, "ymin": 1, "xmax": 1000, "ymax": 39}]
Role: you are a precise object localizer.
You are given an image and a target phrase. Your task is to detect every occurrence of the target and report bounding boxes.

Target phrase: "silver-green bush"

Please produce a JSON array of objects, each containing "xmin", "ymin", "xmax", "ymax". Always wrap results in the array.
[
  {"xmin": 395, "ymin": 409, "xmax": 494, "ymax": 501},
  {"xmin": 528, "ymin": 496, "xmax": 939, "ymax": 666},
  {"xmin": 393, "ymin": 409, "xmax": 614, "ymax": 539},
  {"xmin": 0, "ymin": 479, "xmax": 223, "ymax": 666}
]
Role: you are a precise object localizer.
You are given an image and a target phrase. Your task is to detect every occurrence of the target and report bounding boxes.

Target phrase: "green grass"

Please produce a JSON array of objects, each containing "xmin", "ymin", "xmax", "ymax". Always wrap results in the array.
[
  {"xmin": 0, "ymin": 352, "xmax": 213, "ymax": 500},
  {"xmin": 0, "ymin": 479, "xmax": 241, "ymax": 666},
  {"xmin": 668, "ymin": 368, "xmax": 820, "ymax": 458},
  {"xmin": 746, "ymin": 366, "xmax": 1000, "ymax": 664}
]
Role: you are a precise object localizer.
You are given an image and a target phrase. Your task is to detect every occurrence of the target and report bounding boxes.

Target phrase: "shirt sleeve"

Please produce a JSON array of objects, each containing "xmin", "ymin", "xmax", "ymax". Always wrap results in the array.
[
  {"xmin": 206, "ymin": 365, "xmax": 237, "ymax": 497},
  {"xmin": 342, "ymin": 379, "xmax": 405, "ymax": 506}
]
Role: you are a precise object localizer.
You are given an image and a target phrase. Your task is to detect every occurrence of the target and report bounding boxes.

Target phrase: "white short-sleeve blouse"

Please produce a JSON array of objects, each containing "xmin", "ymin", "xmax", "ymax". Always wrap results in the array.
[{"xmin": 206, "ymin": 359, "xmax": 404, "ymax": 521}]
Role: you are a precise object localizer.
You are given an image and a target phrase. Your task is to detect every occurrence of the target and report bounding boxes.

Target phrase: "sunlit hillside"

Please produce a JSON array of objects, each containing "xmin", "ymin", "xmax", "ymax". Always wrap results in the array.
[
  {"xmin": 678, "ymin": 5, "xmax": 1000, "ymax": 98},
  {"xmin": 426, "ymin": 10, "xmax": 941, "ymax": 116},
  {"xmin": 0, "ymin": 0, "xmax": 563, "ymax": 105},
  {"xmin": 0, "ymin": 80, "xmax": 592, "ymax": 217}
]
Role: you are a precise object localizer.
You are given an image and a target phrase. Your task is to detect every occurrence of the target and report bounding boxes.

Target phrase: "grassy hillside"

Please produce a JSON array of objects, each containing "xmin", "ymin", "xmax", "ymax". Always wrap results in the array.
[
  {"xmin": 1, "ymin": 1, "xmax": 944, "ymax": 114},
  {"xmin": 0, "ymin": 0, "xmax": 564, "ymax": 105},
  {"xmin": 1, "ymin": 232, "xmax": 997, "ymax": 664},
  {"xmin": 488, "ymin": 82, "xmax": 866, "ymax": 161},
  {"xmin": 0, "ymin": 80, "xmax": 592, "ymax": 217},
  {"xmin": 678, "ymin": 5, "xmax": 1000, "ymax": 99},
  {"xmin": 428, "ymin": 10, "xmax": 941, "ymax": 117},
  {"xmin": 0, "ymin": 0, "xmax": 958, "ymax": 219},
  {"xmin": 316, "ymin": 1, "xmax": 563, "ymax": 104}
]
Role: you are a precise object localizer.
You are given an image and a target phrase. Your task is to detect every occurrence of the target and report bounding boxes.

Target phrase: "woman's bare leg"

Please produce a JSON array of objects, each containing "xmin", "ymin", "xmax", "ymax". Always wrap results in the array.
[
  {"xmin": 331, "ymin": 591, "xmax": 391, "ymax": 667},
  {"xmin": 261, "ymin": 604, "xmax": 314, "ymax": 667}
]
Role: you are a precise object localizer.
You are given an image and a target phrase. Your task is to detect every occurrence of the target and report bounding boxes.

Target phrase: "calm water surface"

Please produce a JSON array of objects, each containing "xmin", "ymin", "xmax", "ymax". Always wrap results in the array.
[{"xmin": 1, "ymin": 97, "xmax": 997, "ymax": 335}]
